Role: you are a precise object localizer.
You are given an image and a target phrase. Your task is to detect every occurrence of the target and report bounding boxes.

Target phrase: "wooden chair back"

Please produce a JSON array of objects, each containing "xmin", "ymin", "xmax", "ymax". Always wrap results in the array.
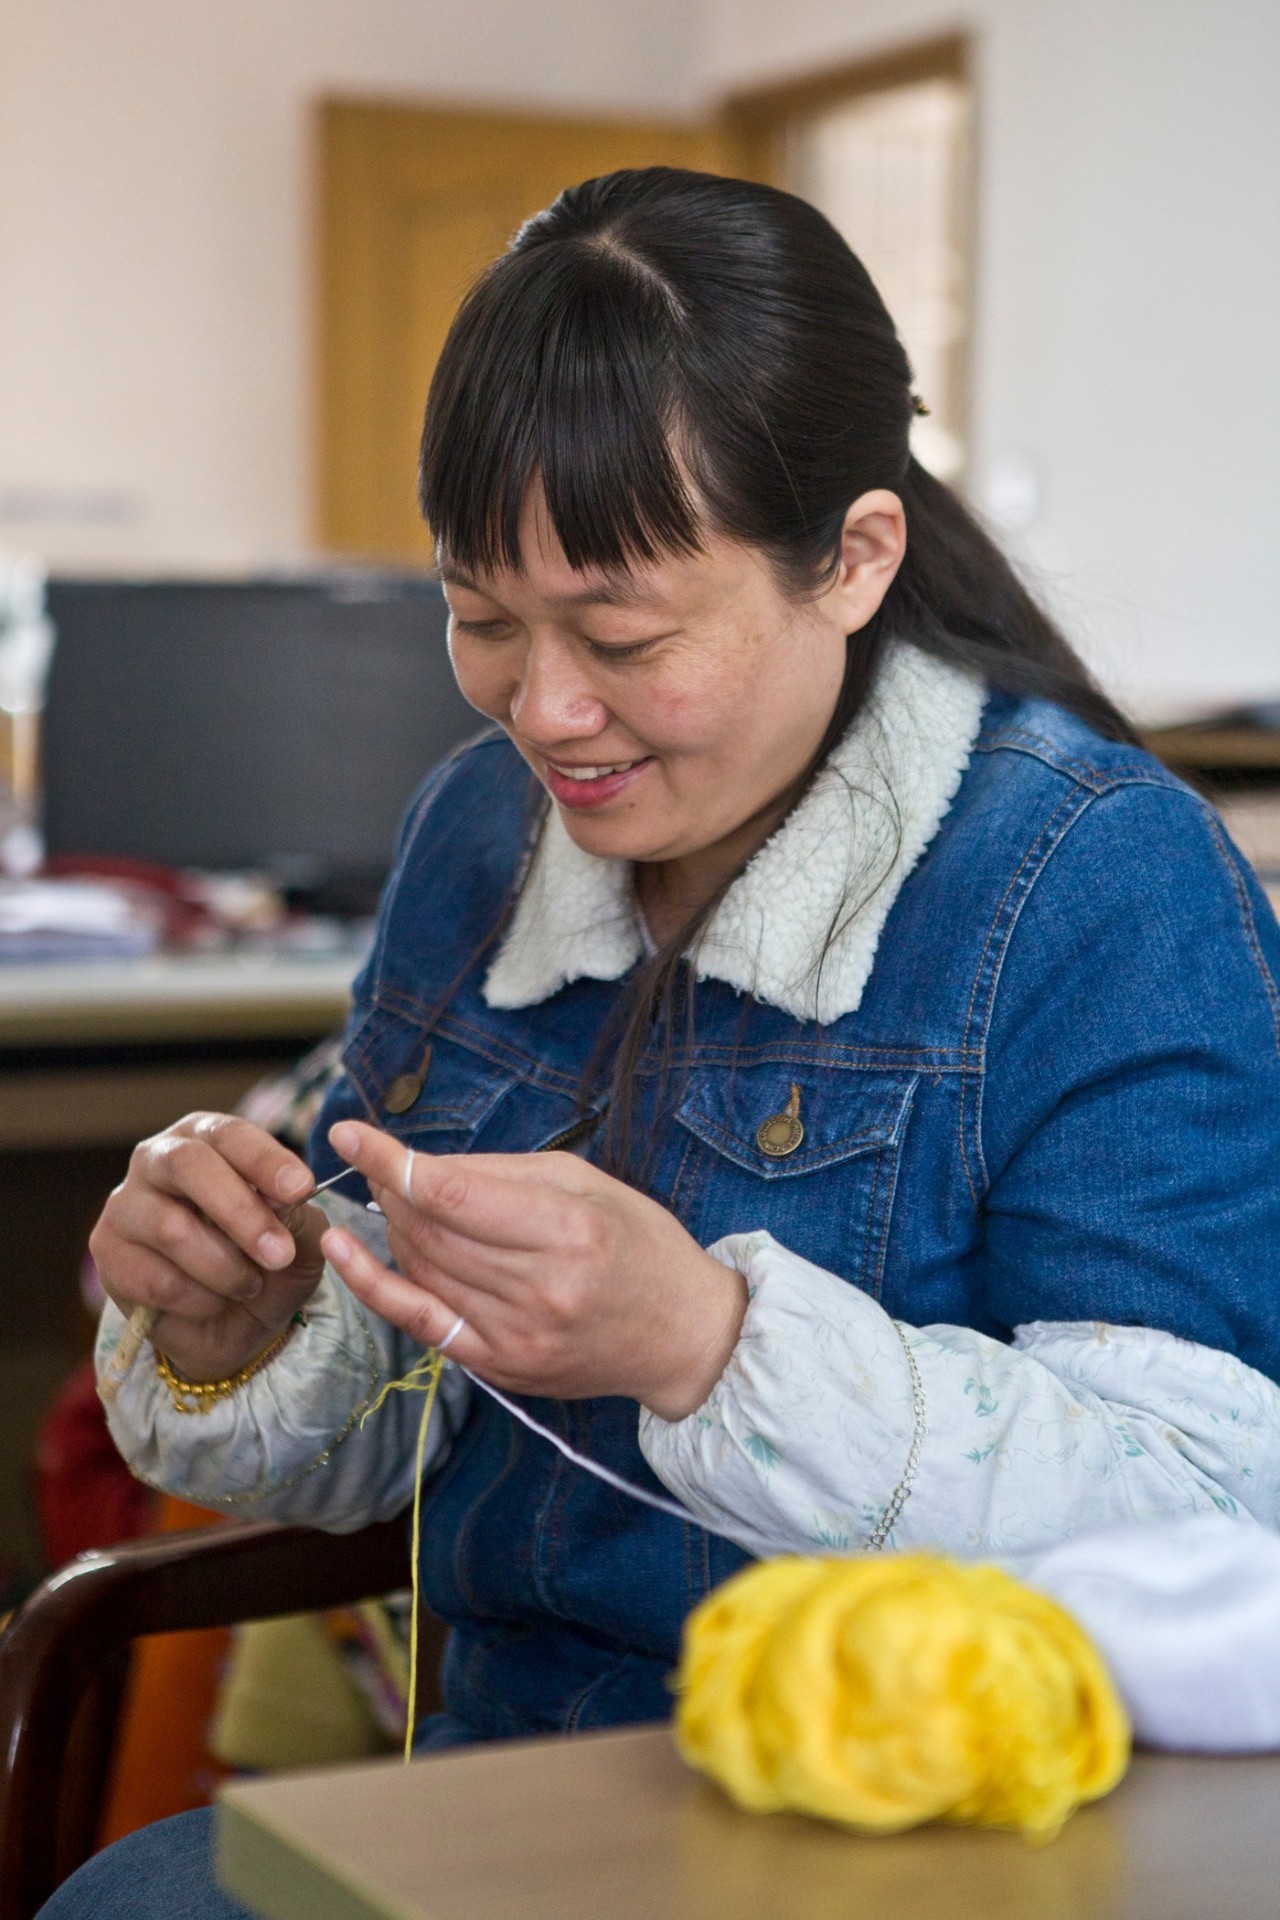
[{"xmin": 0, "ymin": 1516, "xmax": 415, "ymax": 1920}]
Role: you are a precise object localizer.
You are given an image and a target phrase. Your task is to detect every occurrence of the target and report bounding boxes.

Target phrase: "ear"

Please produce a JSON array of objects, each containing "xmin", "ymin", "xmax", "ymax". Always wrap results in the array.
[{"xmin": 822, "ymin": 489, "xmax": 907, "ymax": 634}]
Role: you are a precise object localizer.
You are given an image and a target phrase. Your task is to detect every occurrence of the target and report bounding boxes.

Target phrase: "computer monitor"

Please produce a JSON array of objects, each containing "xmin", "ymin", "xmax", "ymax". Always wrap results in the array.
[{"xmin": 41, "ymin": 573, "xmax": 483, "ymax": 914}]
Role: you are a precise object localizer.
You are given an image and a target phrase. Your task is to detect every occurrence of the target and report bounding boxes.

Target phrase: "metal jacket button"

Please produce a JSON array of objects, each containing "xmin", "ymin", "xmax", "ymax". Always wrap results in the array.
[
  {"xmin": 383, "ymin": 1043, "xmax": 432, "ymax": 1115},
  {"xmin": 756, "ymin": 1084, "xmax": 804, "ymax": 1157}
]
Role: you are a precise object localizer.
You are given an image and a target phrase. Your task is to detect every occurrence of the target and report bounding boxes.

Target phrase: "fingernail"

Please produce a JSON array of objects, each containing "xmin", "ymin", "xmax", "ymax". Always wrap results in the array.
[
  {"xmin": 257, "ymin": 1230, "xmax": 293, "ymax": 1267},
  {"xmin": 366, "ymin": 1200, "xmax": 384, "ymax": 1215},
  {"xmin": 277, "ymin": 1165, "xmax": 311, "ymax": 1200},
  {"xmin": 329, "ymin": 1122, "xmax": 360, "ymax": 1160},
  {"xmin": 243, "ymin": 1273, "xmax": 264, "ymax": 1300},
  {"xmin": 322, "ymin": 1227, "xmax": 354, "ymax": 1263}
]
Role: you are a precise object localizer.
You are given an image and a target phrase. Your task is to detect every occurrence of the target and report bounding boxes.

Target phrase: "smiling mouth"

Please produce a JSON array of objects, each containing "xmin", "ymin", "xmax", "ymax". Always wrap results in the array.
[
  {"xmin": 542, "ymin": 755, "xmax": 654, "ymax": 808},
  {"xmin": 546, "ymin": 759, "xmax": 645, "ymax": 782}
]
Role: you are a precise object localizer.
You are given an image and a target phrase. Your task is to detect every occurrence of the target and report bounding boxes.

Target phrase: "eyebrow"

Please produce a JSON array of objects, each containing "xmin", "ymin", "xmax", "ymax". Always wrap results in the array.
[{"xmin": 442, "ymin": 570, "xmax": 657, "ymax": 610}]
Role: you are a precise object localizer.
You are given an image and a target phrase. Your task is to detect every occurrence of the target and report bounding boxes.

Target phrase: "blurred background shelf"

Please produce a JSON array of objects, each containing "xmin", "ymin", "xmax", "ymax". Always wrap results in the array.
[
  {"xmin": 1143, "ymin": 724, "xmax": 1280, "ymax": 783},
  {"xmin": 0, "ymin": 953, "xmax": 358, "ymax": 1053}
]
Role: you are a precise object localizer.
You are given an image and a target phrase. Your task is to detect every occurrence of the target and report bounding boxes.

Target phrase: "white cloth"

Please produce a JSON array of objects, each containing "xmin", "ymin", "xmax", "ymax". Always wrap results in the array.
[{"xmin": 1024, "ymin": 1514, "xmax": 1280, "ymax": 1752}]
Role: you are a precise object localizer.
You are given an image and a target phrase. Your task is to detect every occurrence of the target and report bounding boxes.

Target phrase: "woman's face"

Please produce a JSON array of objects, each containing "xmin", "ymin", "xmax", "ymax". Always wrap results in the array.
[{"xmin": 442, "ymin": 484, "xmax": 904, "ymax": 877}]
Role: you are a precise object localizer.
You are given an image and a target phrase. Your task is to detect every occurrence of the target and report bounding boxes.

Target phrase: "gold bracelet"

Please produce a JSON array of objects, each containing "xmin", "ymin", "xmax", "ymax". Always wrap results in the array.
[{"xmin": 155, "ymin": 1316, "xmax": 300, "ymax": 1415}]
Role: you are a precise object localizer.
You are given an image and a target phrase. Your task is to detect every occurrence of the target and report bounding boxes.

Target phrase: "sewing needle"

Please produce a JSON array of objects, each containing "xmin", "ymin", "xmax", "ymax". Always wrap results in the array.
[{"xmin": 99, "ymin": 1161, "xmax": 359, "ymax": 1404}]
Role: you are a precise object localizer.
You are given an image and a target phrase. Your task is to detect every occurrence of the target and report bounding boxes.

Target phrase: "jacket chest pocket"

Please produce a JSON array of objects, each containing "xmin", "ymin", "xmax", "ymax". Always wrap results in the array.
[
  {"xmin": 672, "ymin": 1065, "xmax": 919, "ymax": 1297},
  {"xmin": 343, "ymin": 1008, "xmax": 592, "ymax": 1156}
]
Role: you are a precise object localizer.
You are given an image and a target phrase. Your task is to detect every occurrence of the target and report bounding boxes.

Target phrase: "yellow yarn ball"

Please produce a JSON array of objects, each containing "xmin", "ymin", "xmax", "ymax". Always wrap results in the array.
[{"xmin": 674, "ymin": 1554, "xmax": 1130, "ymax": 1838}]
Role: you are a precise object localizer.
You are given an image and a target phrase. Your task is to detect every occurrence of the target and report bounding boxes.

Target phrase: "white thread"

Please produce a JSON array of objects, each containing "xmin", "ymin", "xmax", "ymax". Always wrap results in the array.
[
  {"xmin": 353, "ymin": 1141, "xmax": 692, "ymax": 1528},
  {"xmin": 436, "ymin": 1313, "xmax": 466, "ymax": 1355},
  {"xmin": 459, "ymin": 1368, "xmax": 693, "ymax": 1524},
  {"xmin": 312, "ymin": 1165, "xmax": 362, "ymax": 1198}
]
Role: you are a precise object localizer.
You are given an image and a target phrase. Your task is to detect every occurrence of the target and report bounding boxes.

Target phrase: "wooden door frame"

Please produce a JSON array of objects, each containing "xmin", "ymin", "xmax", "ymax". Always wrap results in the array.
[
  {"xmin": 722, "ymin": 33, "xmax": 977, "ymax": 484},
  {"xmin": 721, "ymin": 32, "xmax": 970, "ymax": 177}
]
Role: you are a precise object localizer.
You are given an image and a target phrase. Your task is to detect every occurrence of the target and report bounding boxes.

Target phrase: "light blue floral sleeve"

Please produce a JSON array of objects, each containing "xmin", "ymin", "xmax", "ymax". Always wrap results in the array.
[
  {"xmin": 95, "ymin": 1192, "xmax": 471, "ymax": 1532},
  {"xmin": 639, "ymin": 1230, "xmax": 1280, "ymax": 1561}
]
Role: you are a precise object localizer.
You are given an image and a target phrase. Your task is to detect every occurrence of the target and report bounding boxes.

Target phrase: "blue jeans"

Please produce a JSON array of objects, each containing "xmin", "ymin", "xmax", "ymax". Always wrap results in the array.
[
  {"xmin": 36, "ymin": 1713, "xmax": 480, "ymax": 1918},
  {"xmin": 37, "ymin": 1808, "xmax": 244, "ymax": 1920}
]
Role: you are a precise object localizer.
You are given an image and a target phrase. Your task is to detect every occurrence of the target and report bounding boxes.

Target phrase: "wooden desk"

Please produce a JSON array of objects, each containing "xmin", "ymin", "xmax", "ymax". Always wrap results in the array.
[
  {"xmin": 0, "ymin": 953, "xmax": 356, "ymax": 1149},
  {"xmin": 0, "ymin": 952, "xmax": 357, "ymax": 1048},
  {"xmin": 0, "ymin": 952, "xmax": 355, "ymax": 1144},
  {"xmin": 218, "ymin": 1725, "xmax": 1280, "ymax": 1920}
]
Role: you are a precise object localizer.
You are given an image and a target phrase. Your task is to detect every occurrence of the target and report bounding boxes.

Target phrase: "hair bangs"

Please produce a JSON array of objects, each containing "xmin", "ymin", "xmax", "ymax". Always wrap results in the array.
[{"xmin": 420, "ymin": 242, "xmax": 703, "ymax": 580}]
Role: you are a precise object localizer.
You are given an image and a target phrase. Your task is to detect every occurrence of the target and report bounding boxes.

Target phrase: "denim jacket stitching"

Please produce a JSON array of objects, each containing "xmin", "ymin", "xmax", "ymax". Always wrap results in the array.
[
  {"xmin": 349, "ymin": 1001, "xmax": 589, "ymax": 1106},
  {"xmin": 648, "ymin": 1040, "xmax": 977, "ymax": 1072},
  {"xmin": 1203, "ymin": 811, "xmax": 1280, "ymax": 1059},
  {"xmin": 433, "ymin": 1395, "xmax": 524, "ymax": 1620},
  {"xmin": 867, "ymin": 1083, "xmax": 912, "ymax": 1300},
  {"xmin": 957, "ymin": 781, "xmax": 1098, "ymax": 1204},
  {"xmin": 665, "ymin": 1128, "xmax": 706, "ymax": 1224},
  {"xmin": 528, "ymin": 1405, "xmax": 574, "ymax": 1621},
  {"xmin": 432, "ymin": 1013, "xmax": 590, "ymax": 1095},
  {"xmin": 975, "ymin": 729, "xmax": 1185, "ymax": 798},
  {"xmin": 680, "ymin": 1107, "xmax": 912, "ymax": 1168},
  {"xmin": 858, "ymin": 1137, "xmax": 888, "ymax": 1299}
]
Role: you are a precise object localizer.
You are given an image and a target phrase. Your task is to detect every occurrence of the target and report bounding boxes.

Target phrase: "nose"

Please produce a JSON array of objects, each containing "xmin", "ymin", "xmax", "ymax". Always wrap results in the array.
[{"xmin": 508, "ymin": 634, "xmax": 609, "ymax": 746}]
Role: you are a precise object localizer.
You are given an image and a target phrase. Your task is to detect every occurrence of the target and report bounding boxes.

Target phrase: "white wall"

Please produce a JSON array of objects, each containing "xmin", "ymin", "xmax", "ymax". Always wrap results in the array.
[
  {"xmin": 2, "ymin": 1, "xmax": 1277, "ymax": 710},
  {"xmin": 707, "ymin": 0, "xmax": 1280, "ymax": 713},
  {"xmin": 0, "ymin": 0, "xmax": 700, "ymax": 576}
]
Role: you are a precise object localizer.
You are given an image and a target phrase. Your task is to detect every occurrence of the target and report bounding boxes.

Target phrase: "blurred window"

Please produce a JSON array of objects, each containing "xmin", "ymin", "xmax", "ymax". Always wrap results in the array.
[
  {"xmin": 781, "ymin": 76, "xmax": 972, "ymax": 481},
  {"xmin": 727, "ymin": 39, "xmax": 974, "ymax": 484}
]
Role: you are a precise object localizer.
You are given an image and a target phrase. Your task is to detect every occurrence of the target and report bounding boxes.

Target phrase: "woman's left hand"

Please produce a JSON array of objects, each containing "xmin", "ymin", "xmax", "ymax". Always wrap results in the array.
[{"xmin": 320, "ymin": 1121, "xmax": 748, "ymax": 1421}]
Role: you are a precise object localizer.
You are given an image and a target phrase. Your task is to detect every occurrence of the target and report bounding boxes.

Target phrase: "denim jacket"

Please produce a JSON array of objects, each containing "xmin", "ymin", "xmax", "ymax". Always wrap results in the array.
[{"xmin": 99, "ymin": 642, "xmax": 1280, "ymax": 1740}]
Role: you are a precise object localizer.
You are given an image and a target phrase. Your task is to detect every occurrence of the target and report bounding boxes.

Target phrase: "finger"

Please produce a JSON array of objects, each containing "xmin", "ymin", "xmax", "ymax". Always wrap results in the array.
[
  {"xmin": 99, "ymin": 1242, "xmax": 249, "ymax": 1326},
  {"xmin": 169, "ymin": 1112, "xmax": 315, "ymax": 1204},
  {"xmin": 382, "ymin": 1213, "xmax": 510, "ymax": 1307},
  {"xmin": 144, "ymin": 1131, "xmax": 305, "ymax": 1271},
  {"xmin": 373, "ymin": 1189, "xmax": 558, "ymax": 1303},
  {"xmin": 335, "ymin": 1132, "xmax": 581, "ymax": 1257},
  {"xmin": 111, "ymin": 1188, "xmax": 271, "ymax": 1303},
  {"xmin": 331, "ymin": 1118, "xmax": 605, "ymax": 1200},
  {"xmin": 321, "ymin": 1225, "xmax": 485, "ymax": 1363}
]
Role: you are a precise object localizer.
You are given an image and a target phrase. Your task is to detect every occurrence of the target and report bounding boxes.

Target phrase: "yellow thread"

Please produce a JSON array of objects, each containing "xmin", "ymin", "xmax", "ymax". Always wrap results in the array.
[
  {"xmin": 674, "ymin": 1553, "xmax": 1130, "ymax": 1838},
  {"xmin": 361, "ymin": 1349, "xmax": 443, "ymax": 1425},
  {"xmin": 360, "ymin": 1347, "xmax": 445, "ymax": 1763}
]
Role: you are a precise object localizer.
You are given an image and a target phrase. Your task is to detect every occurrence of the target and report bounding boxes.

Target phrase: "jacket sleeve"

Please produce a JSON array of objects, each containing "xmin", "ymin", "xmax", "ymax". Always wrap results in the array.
[
  {"xmin": 639, "ymin": 1230, "xmax": 1280, "ymax": 1560},
  {"xmin": 642, "ymin": 782, "xmax": 1280, "ymax": 1561},
  {"xmin": 95, "ymin": 1192, "xmax": 471, "ymax": 1533}
]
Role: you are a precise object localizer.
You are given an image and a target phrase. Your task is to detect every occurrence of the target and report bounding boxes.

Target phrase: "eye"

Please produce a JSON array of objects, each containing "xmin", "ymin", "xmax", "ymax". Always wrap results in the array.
[
  {"xmin": 452, "ymin": 617, "xmax": 513, "ymax": 640},
  {"xmin": 582, "ymin": 635, "xmax": 664, "ymax": 663}
]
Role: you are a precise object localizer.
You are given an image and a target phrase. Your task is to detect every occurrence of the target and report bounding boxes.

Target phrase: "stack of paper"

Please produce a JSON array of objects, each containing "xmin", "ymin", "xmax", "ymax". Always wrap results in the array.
[{"xmin": 0, "ymin": 879, "xmax": 162, "ymax": 961}]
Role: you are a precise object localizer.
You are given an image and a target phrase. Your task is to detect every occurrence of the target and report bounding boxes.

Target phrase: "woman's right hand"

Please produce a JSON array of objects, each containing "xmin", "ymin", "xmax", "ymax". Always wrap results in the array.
[{"xmin": 90, "ymin": 1112, "xmax": 328, "ymax": 1385}]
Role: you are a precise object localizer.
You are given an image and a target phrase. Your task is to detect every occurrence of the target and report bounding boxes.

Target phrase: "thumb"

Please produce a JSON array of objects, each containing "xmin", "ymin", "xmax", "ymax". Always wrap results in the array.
[{"xmin": 329, "ymin": 1120, "xmax": 415, "ymax": 1203}]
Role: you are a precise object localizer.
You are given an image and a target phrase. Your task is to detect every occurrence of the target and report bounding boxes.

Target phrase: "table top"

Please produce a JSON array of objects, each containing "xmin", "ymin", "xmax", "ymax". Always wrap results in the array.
[
  {"xmin": 0, "ymin": 951, "xmax": 358, "ymax": 1047},
  {"xmin": 217, "ymin": 1724, "xmax": 1280, "ymax": 1920}
]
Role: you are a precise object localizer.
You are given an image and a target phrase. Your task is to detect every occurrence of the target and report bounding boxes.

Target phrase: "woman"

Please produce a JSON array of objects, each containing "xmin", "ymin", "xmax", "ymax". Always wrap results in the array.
[{"xmin": 52, "ymin": 168, "xmax": 1280, "ymax": 1912}]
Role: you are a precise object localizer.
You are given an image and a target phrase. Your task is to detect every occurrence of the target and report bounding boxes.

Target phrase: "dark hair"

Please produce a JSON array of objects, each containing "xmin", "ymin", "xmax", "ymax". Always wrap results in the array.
[{"xmin": 419, "ymin": 167, "xmax": 1135, "ymax": 1177}]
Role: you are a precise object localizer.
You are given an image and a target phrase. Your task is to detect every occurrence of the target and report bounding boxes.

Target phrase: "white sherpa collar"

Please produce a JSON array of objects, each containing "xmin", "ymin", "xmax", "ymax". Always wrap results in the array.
[{"xmin": 482, "ymin": 642, "xmax": 985, "ymax": 1025}]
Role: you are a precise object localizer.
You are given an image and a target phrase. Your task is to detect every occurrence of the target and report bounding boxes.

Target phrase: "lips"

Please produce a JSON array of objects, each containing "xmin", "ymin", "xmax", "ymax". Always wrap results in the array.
[{"xmin": 543, "ymin": 756, "xmax": 653, "ymax": 811}]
